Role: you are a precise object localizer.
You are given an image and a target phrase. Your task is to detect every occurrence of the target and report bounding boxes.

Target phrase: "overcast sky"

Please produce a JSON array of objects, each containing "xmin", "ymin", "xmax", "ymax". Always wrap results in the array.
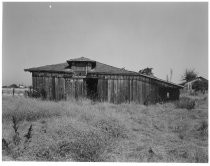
[{"xmin": 2, "ymin": 2, "xmax": 208, "ymax": 86}]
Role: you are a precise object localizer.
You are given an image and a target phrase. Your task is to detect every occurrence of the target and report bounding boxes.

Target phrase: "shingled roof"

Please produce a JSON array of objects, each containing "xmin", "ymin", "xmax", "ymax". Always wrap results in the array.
[
  {"xmin": 25, "ymin": 57, "xmax": 183, "ymax": 88},
  {"xmin": 24, "ymin": 57, "xmax": 135, "ymax": 75}
]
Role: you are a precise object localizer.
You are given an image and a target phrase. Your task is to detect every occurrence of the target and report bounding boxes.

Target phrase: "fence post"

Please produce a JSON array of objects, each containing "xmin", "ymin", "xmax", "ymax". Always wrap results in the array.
[{"xmin": 13, "ymin": 88, "xmax": 15, "ymax": 96}]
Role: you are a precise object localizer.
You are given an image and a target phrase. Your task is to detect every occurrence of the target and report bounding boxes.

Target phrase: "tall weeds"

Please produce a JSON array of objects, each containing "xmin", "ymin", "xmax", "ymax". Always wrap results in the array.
[{"xmin": 2, "ymin": 95, "xmax": 208, "ymax": 162}]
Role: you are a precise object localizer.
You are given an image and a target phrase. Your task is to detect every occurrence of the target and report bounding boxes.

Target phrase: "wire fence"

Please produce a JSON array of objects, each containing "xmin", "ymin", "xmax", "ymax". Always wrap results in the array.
[{"xmin": 2, "ymin": 88, "xmax": 29, "ymax": 96}]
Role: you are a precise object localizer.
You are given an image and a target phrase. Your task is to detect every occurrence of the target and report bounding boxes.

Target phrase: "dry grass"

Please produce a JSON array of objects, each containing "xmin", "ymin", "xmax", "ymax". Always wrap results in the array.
[{"xmin": 2, "ymin": 94, "xmax": 208, "ymax": 162}]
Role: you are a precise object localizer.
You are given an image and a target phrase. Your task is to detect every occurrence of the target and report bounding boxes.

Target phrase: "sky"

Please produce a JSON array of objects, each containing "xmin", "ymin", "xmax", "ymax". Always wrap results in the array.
[{"xmin": 2, "ymin": 2, "xmax": 208, "ymax": 86}]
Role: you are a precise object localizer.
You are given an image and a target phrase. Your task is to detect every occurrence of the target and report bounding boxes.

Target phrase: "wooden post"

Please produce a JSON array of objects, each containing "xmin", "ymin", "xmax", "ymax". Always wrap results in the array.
[{"xmin": 13, "ymin": 88, "xmax": 15, "ymax": 96}]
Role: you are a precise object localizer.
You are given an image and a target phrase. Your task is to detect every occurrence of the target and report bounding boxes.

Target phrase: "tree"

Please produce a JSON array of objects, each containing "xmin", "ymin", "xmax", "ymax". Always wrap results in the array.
[
  {"xmin": 9, "ymin": 84, "xmax": 19, "ymax": 88},
  {"xmin": 170, "ymin": 68, "xmax": 173, "ymax": 82},
  {"xmin": 139, "ymin": 67, "xmax": 154, "ymax": 76},
  {"xmin": 182, "ymin": 69, "xmax": 197, "ymax": 82},
  {"xmin": 166, "ymin": 75, "xmax": 169, "ymax": 82}
]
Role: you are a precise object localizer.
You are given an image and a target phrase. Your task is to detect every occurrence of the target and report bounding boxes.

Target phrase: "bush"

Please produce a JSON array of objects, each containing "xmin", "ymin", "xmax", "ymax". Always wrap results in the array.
[
  {"xmin": 175, "ymin": 97, "xmax": 196, "ymax": 110},
  {"xmin": 192, "ymin": 80, "xmax": 208, "ymax": 92},
  {"xmin": 197, "ymin": 121, "xmax": 208, "ymax": 139},
  {"xmin": 56, "ymin": 130, "xmax": 112, "ymax": 161},
  {"xmin": 95, "ymin": 119, "xmax": 128, "ymax": 139}
]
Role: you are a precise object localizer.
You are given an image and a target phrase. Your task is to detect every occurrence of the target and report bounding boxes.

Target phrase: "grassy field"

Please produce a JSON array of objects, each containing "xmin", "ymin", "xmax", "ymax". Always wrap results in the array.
[{"xmin": 2, "ymin": 94, "xmax": 208, "ymax": 162}]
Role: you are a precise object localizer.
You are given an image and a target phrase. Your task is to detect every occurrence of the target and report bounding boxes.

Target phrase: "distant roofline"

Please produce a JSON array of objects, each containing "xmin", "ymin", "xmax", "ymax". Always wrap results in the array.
[{"xmin": 179, "ymin": 76, "xmax": 208, "ymax": 85}]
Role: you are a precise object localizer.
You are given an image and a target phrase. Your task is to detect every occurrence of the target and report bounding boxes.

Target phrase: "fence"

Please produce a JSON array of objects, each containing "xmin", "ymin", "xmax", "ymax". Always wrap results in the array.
[{"xmin": 2, "ymin": 88, "xmax": 29, "ymax": 96}]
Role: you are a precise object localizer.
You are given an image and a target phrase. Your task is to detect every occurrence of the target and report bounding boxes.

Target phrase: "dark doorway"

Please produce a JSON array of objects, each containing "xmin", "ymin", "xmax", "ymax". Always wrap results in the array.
[
  {"xmin": 159, "ymin": 87, "xmax": 177, "ymax": 102},
  {"xmin": 86, "ymin": 78, "xmax": 98, "ymax": 100},
  {"xmin": 158, "ymin": 87, "xmax": 168, "ymax": 102}
]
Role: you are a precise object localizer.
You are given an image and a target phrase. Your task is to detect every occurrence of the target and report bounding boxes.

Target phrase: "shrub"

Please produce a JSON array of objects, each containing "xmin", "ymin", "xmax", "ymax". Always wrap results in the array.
[
  {"xmin": 35, "ymin": 147, "xmax": 53, "ymax": 161},
  {"xmin": 95, "ymin": 119, "xmax": 128, "ymax": 139},
  {"xmin": 192, "ymin": 80, "xmax": 208, "ymax": 92},
  {"xmin": 197, "ymin": 121, "xmax": 208, "ymax": 139},
  {"xmin": 56, "ymin": 130, "xmax": 111, "ymax": 161},
  {"xmin": 2, "ymin": 138, "xmax": 10, "ymax": 154},
  {"xmin": 2, "ymin": 117, "xmax": 34, "ymax": 160},
  {"xmin": 193, "ymin": 147, "xmax": 208, "ymax": 163},
  {"xmin": 175, "ymin": 97, "xmax": 196, "ymax": 110}
]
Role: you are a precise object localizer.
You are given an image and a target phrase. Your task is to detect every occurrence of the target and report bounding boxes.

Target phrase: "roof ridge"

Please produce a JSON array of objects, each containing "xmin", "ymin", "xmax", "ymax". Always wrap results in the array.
[{"xmin": 67, "ymin": 56, "xmax": 95, "ymax": 62}]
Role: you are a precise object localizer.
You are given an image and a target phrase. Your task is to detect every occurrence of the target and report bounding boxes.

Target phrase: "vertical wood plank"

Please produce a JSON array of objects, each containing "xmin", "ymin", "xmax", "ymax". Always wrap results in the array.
[
  {"xmin": 72, "ymin": 79, "xmax": 75, "ymax": 99},
  {"xmin": 77, "ymin": 79, "xmax": 81, "ymax": 99},
  {"xmin": 44, "ymin": 77, "xmax": 49, "ymax": 99},
  {"xmin": 52, "ymin": 77, "xmax": 55, "ymax": 100},
  {"xmin": 65, "ymin": 78, "xmax": 70, "ymax": 100},
  {"xmin": 130, "ymin": 79, "xmax": 133, "ymax": 102},
  {"xmin": 48, "ymin": 77, "xmax": 52, "ymax": 100},
  {"xmin": 114, "ymin": 79, "xmax": 118, "ymax": 104},
  {"xmin": 136, "ymin": 80, "xmax": 140, "ymax": 103},
  {"xmin": 108, "ymin": 79, "xmax": 111, "ymax": 102},
  {"xmin": 118, "ymin": 79, "xmax": 122, "ymax": 103},
  {"xmin": 146, "ymin": 79, "xmax": 149, "ymax": 101},
  {"xmin": 55, "ymin": 77, "xmax": 59, "ymax": 100},
  {"xmin": 83, "ymin": 79, "xmax": 87, "ymax": 98},
  {"xmin": 127, "ymin": 79, "xmax": 130, "ymax": 103},
  {"xmin": 108, "ymin": 79, "xmax": 114, "ymax": 103},
  {"xmin": 104, "ymin": 79, "xmax": 108, "ymax": 101},
  {"xmin": 61, "ymin": 78, "xmax": 65, "ymax": 99},
  {"xmin": 122, "ymin": 79, "xmax": 126, "ymax": 102},
  {"xmin": 75, "ymin": 79, "xmax": 78, "ymax": 100},
  {"xmin": 142, "ymin": 78, "xmax": 146, "ymax": 103},
  {"xmin": 97, "ymin": 79, "xmax": 101, "ymax": 101},
  {"xmin": 133, "ymin": 79, "xmax": 137, "ymax": 103},
  {"xmin": 139, "ymin": 79, "xmax": 143, "ymax": 104}
]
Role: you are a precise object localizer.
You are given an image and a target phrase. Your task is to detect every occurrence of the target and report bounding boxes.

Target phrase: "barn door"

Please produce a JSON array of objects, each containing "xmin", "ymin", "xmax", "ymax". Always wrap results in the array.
[{"xmin": 86, "ymin": 78, "xmax": 98, "ymax": 100}]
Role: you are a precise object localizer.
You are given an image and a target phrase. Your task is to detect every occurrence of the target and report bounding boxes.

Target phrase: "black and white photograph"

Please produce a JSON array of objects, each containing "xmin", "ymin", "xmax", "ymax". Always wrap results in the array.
[{"xmin": 2, "ymin": 2, "xmax": 208, "ymax": 162}]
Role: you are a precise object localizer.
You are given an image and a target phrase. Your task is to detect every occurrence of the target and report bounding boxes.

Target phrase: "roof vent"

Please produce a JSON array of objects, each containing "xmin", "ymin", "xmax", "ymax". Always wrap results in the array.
[{"xmin": 67, "ymin": 57, "xmax": 96, "ymax": 70}]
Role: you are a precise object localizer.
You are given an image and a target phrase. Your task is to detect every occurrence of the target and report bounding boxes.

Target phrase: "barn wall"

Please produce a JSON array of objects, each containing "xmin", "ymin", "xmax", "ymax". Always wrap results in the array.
[
  {"xmin": 32, "ymin": 72, "xmax": 86, "ymax": 100},
  {"xmin": 31, "ymin": 72, "xmax": 180, "ymax": 103},
  {"xmin": 91, "ymin": 74, "xmax": 180, "ymax": 104},
  {"xmin": 97, "ymin": 79, "xmax": 108, "ymax": 102},
  {"xmin": 65, "ymin": 78, "xmax": 86, "ymax": 100}
]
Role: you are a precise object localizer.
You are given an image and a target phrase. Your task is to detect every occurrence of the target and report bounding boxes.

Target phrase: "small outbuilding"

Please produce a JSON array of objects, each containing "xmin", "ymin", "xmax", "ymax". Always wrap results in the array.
[
  {"xmin": 25, "ymin": 57, "xmax": 183, "ymax": 104},
  {"xmin": 180, "ymin": 76, "xmax": 208, "ymax": 94}
]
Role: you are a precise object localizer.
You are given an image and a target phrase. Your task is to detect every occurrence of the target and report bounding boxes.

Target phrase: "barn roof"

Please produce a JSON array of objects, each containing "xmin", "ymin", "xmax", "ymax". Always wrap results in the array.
[
  {"xmin": 25, "ymin": 57, "xmax": 183, "ymax": 88},
  {"xmin": 24, "ymin": 57, "xmax": 135, "ymax": 75}
]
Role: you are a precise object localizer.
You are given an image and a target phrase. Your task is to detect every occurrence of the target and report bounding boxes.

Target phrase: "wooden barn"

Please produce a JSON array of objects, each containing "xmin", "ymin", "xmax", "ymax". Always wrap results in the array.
[{"xmin": 25, "ymin": 57, "xmax": 183, "ymax": 104}]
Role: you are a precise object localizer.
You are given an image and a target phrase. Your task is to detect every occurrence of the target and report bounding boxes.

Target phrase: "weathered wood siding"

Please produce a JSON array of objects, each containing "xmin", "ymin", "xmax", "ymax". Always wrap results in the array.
[
  {"xmin": 31, "ymin": 72, "xmax": 180, "ymax": 104},
  {"xmin": 32, "ymin": 72, "xmax": 86, "ymax": 100},
  {"xmin": 97, "ymin": 79, "xmax": 108, "ymax": 102},
  {"xmin": 91, "ymin": 74, "xmax": 180, "ymax": 104}
]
